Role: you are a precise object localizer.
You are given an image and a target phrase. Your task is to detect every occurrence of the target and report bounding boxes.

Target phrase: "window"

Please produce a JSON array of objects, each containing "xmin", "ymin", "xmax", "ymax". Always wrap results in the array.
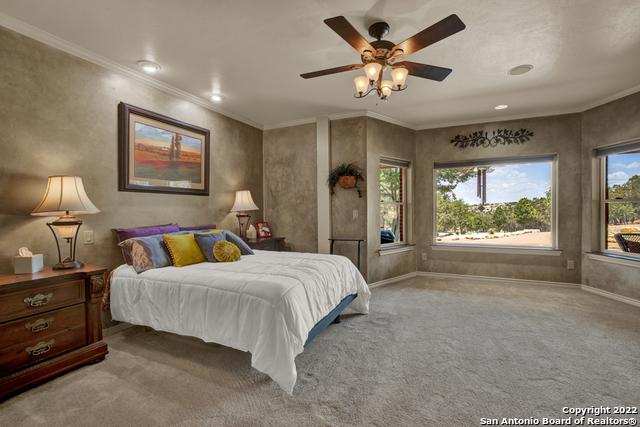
[
  {"xmin": 380, "ymin": 158, "xmax": 410, "ymax": 246},
  {"xmin": 434, "ymin": 156, "xmax": 556, "ymax": 248},
  {"xmin": 597, "ymin": 141, "xmax": 640, "ymax": 258}
]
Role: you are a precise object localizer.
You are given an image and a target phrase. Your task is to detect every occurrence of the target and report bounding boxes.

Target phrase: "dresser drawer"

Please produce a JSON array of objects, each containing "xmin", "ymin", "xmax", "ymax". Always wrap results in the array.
[
  {"xmin": 0, "ymin": 280, "xmax": 85, "ymax": 322},
  {"xmin": 0, "ymin": 304, "xmax": 85, "ymax": 349},
  {"xmin": 0, "ymin": 323, "xmax": 86, "ymax": 375}
]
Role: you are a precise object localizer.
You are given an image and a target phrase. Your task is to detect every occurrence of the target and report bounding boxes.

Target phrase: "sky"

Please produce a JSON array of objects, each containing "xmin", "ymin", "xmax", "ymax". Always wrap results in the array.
[
  {"xmin": 450, "ymin": 162, "xmax": 552, "ymax": 204},
  {"xmin": 134, "ymin": 122, "xmax": 202, "ymax": 152},
  {"xmin": 607, "ymin": 152, "xmax": 640, "ymax": 188}
]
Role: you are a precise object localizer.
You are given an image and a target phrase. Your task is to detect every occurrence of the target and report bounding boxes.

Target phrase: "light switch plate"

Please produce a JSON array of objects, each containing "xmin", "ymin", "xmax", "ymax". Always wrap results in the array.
[
  {"xmin": 421, "ymin": 252, "xmax": 428, "ymax": 261},
  {"xmin": 352, "ymin": 209, "xmax": 358, "ymax": 220},
  {"xmin": 567, "ymin": 260, "xmax": 575, "ymax": 270},
  {"xmin": 83, "ymin": 230, "xmax": 94, "ymax": 245}
]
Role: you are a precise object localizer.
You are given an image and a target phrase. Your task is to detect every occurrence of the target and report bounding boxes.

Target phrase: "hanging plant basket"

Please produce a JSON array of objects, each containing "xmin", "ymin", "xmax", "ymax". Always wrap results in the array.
[
  {"xmin": 338, "ymin": 175, "xmax": 356, "ymax": 189},
  {"xmin": 328, "ymin": 163, "xmax": 364, "ymax": 197}
]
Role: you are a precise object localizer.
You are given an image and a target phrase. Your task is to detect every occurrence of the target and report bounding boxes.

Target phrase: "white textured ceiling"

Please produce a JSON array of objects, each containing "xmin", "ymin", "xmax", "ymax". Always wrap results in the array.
[{"xmin": 1, "ymin": 0, "xmax": 640, "ymax": 129}]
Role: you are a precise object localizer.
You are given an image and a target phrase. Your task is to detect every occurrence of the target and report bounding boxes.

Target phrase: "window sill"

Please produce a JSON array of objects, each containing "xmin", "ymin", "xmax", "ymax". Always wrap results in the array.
[
  {"xmin": 431, "ymin": 244, "xmax": 562, "ymax": 256},
  {"xmin": 378, "ymin": 245, "xmax": 415, "ymax": 256},
  {"xmin": 585, "ymin": 252, "xmax": 640, "ymax": 268}
]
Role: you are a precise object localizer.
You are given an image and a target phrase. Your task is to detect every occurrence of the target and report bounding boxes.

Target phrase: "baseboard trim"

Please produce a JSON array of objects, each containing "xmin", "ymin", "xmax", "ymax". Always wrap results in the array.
[
  {"xmin": 416, "ymin": 271, "xmax": 580, "ymax": 288},
  {"xmin": 581, "ymin": 285, "xmax": 640, "ymax": 308},
  {"xmin": 368, "ymin": 272, "xmax": 417, "ymax": 289}
]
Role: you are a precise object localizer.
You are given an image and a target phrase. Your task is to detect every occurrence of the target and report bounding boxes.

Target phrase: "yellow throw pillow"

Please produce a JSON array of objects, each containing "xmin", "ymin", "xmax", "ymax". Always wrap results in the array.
[
  {"xmin": 197, "ymin": 229, "xmax": 224, "ymax": 235},
  {"xmin": 213, "ymin": 240, "xmax": 241, "ymax": 262},
  {"xmin": 163, "ymin": 233, "xmax": 206, "ymax": 267}
]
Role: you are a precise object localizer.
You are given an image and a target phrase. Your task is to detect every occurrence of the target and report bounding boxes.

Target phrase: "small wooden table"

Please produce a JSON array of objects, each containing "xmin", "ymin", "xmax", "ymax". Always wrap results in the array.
[
  {"xmin": 0, "ymin": 265, "xmax": 108, "ymax": 399},
  {"xmin": 246, "ymin": 237, "xmax": 286, "ymax": 251}
]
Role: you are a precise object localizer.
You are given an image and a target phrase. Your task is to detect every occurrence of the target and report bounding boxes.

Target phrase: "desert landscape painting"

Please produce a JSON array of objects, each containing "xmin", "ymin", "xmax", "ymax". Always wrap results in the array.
[
  {"xmin": 119, "ymin": 103, "xmax": 210, "ymax": 195},
  {"xmin": 133, "ymin": 122, "xmax": 203, "ymax": 184}
]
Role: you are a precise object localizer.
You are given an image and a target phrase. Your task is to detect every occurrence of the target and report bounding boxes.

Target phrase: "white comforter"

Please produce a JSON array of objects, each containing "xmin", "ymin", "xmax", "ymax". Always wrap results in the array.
[{"xmin": 110, "ymin": 250, "xmax": 370, "ymax": 393}]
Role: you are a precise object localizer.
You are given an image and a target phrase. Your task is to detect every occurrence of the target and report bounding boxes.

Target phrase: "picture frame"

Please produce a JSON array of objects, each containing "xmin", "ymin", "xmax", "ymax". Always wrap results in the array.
[
  {"xmin": 118, "ymin": 102, "xmax": 210, "ymax": 196},
  {"xmin": 256, "ymin": 221, "xmax": 272, "ymax": 238}
]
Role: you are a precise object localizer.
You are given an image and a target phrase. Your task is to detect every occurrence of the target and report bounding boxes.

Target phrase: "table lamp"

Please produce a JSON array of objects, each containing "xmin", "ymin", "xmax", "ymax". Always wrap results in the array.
[
  {"xmin": 31, "ymin": 176, "xmax": 100, "ymax": 269},
  {"xmin": 230, "ymin": 190, "xmax": 258, "ymax": 239}
]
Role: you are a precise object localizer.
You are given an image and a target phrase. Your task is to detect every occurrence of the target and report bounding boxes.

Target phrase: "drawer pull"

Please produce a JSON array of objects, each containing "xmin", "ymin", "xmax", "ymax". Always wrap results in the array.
[
  {"xmin": 23, "ymin": 292, "xmax": 53, "ymax": 307},
  {"xmin": 25, "ymin": 317, "xmax": 54, "ymax": 333},
  {"xmin": 25, "ymin": 340, "xmax": 55, "ymax": 357}
]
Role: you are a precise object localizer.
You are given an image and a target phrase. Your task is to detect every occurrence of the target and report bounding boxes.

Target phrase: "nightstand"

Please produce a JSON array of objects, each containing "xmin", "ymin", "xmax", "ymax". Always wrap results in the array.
[
  {"xmin": 0, "ymin": 265, "xmax": 108, "ymax": 399},
  {"xmin": 246, "ymin": 237, "xmax": 286, "ymax": 251}
]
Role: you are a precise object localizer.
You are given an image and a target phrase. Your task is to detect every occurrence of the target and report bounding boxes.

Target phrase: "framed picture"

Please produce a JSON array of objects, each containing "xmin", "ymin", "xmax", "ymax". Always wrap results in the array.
[
  {"xmin": 118, "ymin": 102, "xmax": 210, "ymax": 196},
  {"xmin": 256, "ymin": 221, "xmax": 272, "ymax": 238}
]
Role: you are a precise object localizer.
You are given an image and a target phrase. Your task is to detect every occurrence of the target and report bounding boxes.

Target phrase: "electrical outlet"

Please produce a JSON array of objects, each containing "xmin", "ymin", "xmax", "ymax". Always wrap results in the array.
[
  {"xmin": 421, "ymin": 252, "xmax": 428, "ymax": 261},
  {"xmin": 83, "ymin": 230, "xmax": 94, "ymax": 245},
  {"xmin": 567, "ymin": 260, "xmax": 575, "ymax": 270},
  {"xmin": 352, "ymin": 209, "xmax": 358, "ymax": 220}
]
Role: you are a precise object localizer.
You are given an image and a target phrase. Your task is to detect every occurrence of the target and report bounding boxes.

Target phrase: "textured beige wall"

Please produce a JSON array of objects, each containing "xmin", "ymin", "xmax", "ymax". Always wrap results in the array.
[
  {"xmin": 0, "ymin": 27, "xmax": 263, "ymax": 273},
  {"xmin": 366, "ymin": 118, "xmax": 416, "ymax": 283},
  {"xmin": 263, "ymin": 123, "xmax": 318, "ymax": 252},
  {"xmin": 415, "ymin": 114, "xmax": 583, "ymax": 283},
  {"xmin": 581, "ymin": 91, "xmax": 640, "ymax": 300},
  {"xmin": 330, "ymin": 117, "xmax": 368, "ymax": 277}
]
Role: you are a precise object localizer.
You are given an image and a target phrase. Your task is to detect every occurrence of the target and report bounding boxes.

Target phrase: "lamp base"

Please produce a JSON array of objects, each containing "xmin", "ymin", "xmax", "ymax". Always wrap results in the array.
[
  {"xmin": 52, "ymin": 260, "xmax": 84, "ymax": 270},
  {"xmin": 236, "ymin": 213, "xmax": 251, "ymax": 240}
]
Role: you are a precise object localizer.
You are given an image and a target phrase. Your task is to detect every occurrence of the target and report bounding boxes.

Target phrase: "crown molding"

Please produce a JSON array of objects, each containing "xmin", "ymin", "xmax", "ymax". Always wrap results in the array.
[
  {"xmin": 579, "ymin": 83, "xmax": 640, "ymax": 112},
  {"xmin": 414, "ymin": 107, "xmax": 583, "ymax": 131},
  {"xmin": 263, "ymin": 109, "xmax": 418, "ymax": 131},
  {"xmin": 0, "ymin": 13, "xmax": 261, "ymax": 130},
  {"xmin": 262, "ymin": 117, "xmax": 317, "ymax": 131}
]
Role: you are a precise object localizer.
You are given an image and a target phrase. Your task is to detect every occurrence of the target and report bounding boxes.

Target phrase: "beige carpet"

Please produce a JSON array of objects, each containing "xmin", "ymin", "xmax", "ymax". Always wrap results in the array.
[{"xmin": 1, "ymin": 276, "xmax": 639, "ymax": 426}]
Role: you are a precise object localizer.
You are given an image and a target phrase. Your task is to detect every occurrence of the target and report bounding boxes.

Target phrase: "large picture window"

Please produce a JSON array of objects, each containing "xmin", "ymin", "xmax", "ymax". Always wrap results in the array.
[
  {"xmin": 597, "ymin": 142, "xmax": 640, "ymax": 257},
  {"xmin": 380, "ymin": 158, "xmax": 410, "ymax": 246},
  {"xmin": 434, "ymin": 156, "xmax": 556, "ymax": 248}
]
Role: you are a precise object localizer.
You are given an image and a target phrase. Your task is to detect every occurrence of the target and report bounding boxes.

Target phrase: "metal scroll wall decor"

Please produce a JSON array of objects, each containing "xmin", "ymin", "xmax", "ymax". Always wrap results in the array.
[{"xmin": 450, "ymin": 128, "xmax": 534, "ymax": 148}]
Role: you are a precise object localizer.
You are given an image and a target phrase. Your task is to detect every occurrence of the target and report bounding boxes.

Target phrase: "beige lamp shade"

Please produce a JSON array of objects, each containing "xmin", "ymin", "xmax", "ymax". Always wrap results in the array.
[
  {"xmin": 31, "ymin": 176, "xmax": 100, "ymax": 216},
  {"xmin": 230, "ymin": 190, "xmax": 258, "ymax": 212}
]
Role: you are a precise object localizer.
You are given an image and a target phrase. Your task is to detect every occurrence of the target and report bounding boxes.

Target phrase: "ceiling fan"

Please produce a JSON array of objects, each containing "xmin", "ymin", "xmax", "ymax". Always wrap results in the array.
[{"xmin": 301, "ymin": 14, "xmax": 466, "ymax": 100}]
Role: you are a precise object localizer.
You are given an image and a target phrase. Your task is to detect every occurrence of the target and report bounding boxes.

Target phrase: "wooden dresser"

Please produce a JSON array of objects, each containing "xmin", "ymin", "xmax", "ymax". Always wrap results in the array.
[{"xmin": 0, "ymin": 265, "xmax": 108, "ymax": 399}]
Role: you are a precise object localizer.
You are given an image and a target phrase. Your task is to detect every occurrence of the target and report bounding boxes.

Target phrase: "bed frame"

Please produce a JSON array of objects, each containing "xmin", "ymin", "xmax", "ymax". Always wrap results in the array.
[{"xmin": 304, "ymin": 294, "xmax": 357, "ymax": 347}]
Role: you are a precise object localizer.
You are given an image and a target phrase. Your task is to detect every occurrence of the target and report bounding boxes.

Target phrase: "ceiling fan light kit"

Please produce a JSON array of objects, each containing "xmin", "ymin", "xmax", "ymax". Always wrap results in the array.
[{"xmin": 301, "ymin": 14, "xmax": 466, "ymax": 101}]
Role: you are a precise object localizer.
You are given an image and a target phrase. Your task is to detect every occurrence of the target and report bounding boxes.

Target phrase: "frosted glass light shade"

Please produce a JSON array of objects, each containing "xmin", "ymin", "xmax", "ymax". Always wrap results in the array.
[
  {"xmin": 364, "ymin": 62, "xmax": 382, "ymax": 81},
  {"xmin": 354, "ymin": 76, "xmax": 369, "ymax": 94},
  {"xmin": 31, "ymin": 176, "xmax": 99, "ymax": 216},
  {"xmin": 231, "ymin": 190, "xmax": 259, "ymax": 212},
  {"xmin": 391, "ymin": 67, "xmax": 409, "ymax": 87},
  {"xmin": 380, "ymin": 80, "xmax": 393, "ymax": 97}
]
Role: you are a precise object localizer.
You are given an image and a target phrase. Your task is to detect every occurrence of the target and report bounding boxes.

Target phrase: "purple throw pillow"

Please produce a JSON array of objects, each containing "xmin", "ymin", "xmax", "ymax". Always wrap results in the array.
[
  {"xmin": 179, "ymin": 224, "xmax": 217, "ymax": 231},
  {"xmin": 113, "ymin": 223, "xmax": 180, "ymax": 264}
]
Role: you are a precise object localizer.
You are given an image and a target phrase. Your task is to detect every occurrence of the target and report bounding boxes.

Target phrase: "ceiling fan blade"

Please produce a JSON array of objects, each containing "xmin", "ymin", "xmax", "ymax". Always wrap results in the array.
[
  {"xmin": 300, "ymin": 64, "xmax": 364, "ymax": 79},
  {"xmin": 392, "ymin": 14, "xmax": 465, "ymax": 56},
  {"xmin": 395, "ymin": 61, "xmax": 452, "ymax": 81},
  {"xmin": 324, "ymin": 16, "xmax": 375, "ymax": 54}
]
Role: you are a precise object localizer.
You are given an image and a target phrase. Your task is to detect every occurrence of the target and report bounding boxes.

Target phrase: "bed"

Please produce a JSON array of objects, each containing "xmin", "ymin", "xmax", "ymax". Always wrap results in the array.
[{"xmin": 109, "ymin": 250, "xmax": 370, "ymax": 393}]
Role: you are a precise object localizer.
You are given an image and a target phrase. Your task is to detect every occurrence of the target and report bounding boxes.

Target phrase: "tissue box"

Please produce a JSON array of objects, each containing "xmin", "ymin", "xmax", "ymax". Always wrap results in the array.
[{"xmin": 14, "ymin": 254, "xmax": 44, "ymax": 274}]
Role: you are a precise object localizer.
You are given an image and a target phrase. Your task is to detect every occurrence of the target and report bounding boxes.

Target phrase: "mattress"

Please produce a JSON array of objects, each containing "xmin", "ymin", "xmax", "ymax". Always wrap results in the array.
[{"xmin": 110, "ymin": 250, "xmax": 370, "ymax": 393}]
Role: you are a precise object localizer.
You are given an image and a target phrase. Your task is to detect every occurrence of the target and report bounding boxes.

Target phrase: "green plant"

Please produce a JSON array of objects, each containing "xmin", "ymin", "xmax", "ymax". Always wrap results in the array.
[{"xmin": 328, "ymin": 162, "xmax": 364, "ymax": 197}]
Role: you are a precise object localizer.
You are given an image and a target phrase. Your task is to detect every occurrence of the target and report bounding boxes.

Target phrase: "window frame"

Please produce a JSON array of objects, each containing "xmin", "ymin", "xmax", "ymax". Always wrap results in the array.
[
  {"xmin": 598, "ymin": 143, "xmax": 640, "ymax": 259},
  {"xmin": 379, "ymin": 157, "xmax": 411, "ymax": 249},
  {"xmin": 432, "ymin": 155, "xmax": 559, "ymax": 251}
]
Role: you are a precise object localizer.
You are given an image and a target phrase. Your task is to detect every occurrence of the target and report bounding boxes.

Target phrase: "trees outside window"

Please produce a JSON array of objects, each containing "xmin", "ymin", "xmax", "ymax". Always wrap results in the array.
[
  {"xmin": 380, "ymin": 159, "xmax": 410, "ymax": 245},
  {"xmin": 602, "ymin": 150, "xmax": 640, "ymax": 256},
  {"xmin": 435, "ymin": 159, "xmax": 555, "ymax": 248}
]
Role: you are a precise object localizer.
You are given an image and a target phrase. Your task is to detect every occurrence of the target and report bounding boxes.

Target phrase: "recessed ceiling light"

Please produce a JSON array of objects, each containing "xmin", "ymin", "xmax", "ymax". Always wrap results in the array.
[
  {"xmin": 508, "ymin": 64, "xmax": 534, "ymax": 76},
  {"xmin": 494, "ymin": 104, "xmax": 509, "ymax": 110},
  {"xmin": 137, "ymin": 60, "xmax": 161, "ymax": 74},
  {"xmin": 211, "ymin": 94, "xmax": 222, "ymax": 102}
]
